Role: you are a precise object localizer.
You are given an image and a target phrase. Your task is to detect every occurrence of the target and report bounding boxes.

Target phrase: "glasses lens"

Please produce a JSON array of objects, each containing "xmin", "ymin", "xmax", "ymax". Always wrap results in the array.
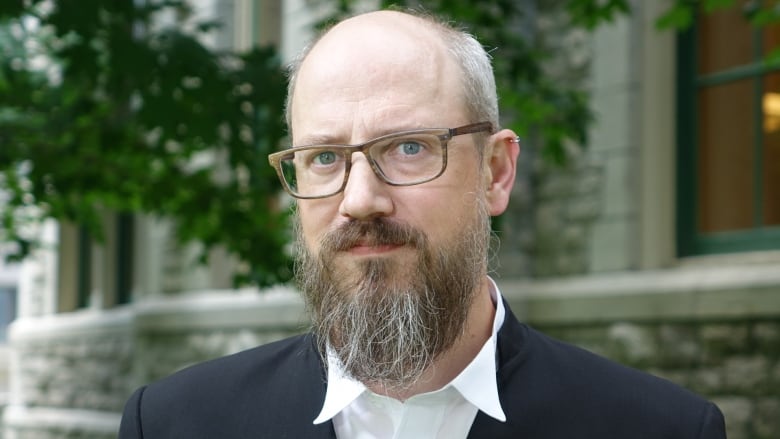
[
  {"xmin": 369, "ymin": 133, "xmax": 444, "ymax": 184},
  {"xmin": 280, "ymin": 148, "xmax": 347, "ymax": 197}
]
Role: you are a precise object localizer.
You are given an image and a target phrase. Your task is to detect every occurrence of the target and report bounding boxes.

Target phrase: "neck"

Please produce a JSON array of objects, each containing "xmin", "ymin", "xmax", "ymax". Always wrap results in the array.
[{"xmin": 368, "ymin": 277, "xmax": 496, "ymax": 401}]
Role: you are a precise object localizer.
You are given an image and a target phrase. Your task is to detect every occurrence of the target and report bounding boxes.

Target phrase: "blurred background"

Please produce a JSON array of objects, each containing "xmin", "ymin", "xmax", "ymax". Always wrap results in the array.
[{"xmin": 1, "ymin": 0, "xmax": 779, "ymax": 438}]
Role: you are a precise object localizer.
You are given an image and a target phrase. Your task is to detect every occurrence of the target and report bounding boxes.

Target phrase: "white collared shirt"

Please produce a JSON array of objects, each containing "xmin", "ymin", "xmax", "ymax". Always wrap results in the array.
[{"xmin": 313, "ymin": 278, "xmax": 507, "ymax": 439}]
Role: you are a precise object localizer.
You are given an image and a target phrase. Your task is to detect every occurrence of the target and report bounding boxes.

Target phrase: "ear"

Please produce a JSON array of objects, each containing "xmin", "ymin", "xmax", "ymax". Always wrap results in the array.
[{"xmin": 483, "ymin": 129, "xmax": 520, "ymax": 216}]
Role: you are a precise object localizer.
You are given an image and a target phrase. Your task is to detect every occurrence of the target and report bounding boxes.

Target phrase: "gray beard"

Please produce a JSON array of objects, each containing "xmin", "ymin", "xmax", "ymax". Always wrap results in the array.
[{"xmin": 294, "ymin": 205, "xmax": 490, "ymax": 393}]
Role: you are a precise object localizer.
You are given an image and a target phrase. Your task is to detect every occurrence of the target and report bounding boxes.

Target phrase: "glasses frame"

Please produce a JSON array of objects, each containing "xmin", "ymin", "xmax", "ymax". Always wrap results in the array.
[{"xmin": 268, "ymin": 121, "xmax": 494, "ymax": 199}]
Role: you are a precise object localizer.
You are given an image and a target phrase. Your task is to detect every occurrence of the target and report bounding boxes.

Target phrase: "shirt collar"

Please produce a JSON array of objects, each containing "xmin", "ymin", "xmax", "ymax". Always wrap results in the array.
[
  {"xmin": 312, "ymin": 347, "xmax": 365, "ymax": 424},
  {"xmin": 313, "ymin": 276, "xmax": 507, "ymax": 424},
  {"xmin": 450, "ymin": 276, "xmax": 506, "ymax": 421}
]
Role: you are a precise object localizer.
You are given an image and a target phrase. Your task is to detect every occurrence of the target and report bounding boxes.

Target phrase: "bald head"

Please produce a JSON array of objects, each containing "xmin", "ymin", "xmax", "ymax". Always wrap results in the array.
[
  {"xmin": 311, "ymin": 10, "xmax": 449, "ymax": 63},
  {"xmin": 285, "ymin": 10, "xmax": 499, "ymax": 140}
]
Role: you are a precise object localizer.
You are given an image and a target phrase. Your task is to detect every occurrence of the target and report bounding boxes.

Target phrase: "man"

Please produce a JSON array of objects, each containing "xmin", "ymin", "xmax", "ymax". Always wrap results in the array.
[{"xmin": 119, "ymin": 9, "xmax": 726, "ymax": 438}]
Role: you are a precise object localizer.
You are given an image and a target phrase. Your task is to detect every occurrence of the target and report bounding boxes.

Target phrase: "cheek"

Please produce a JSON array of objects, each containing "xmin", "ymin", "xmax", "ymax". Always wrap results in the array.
[
  {"xmin": 396, "ymin": 188, "xmax": 480, "ymax": 241},
  {"xmin": 297, "ymin": 200, "xmax": 339, "ymax": 244}
]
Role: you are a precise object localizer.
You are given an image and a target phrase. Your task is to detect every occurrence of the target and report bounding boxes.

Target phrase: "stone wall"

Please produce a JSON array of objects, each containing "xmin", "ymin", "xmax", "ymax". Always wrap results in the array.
[
  {"xmin": 5, "ymin": 310, "xmax": 132, "ymax": 439},
  {"xmin": 531, "ymin": 159, "xmax": 603, "ymax": 276},
  {"xmin": 15, "ymin": 334, "xmax": 131, "ymax": 413},
  {"xmin": 538, "ymin": 320, "xmax": 779, "ymax": 439},
  {"xmin": 4, "ymin": 288, "xmax": 306, "ymax": 439},
  {"xmin": 131, "ymin": 288, "xmax": 306, "ymax": 385},
  {"xmin": 136, "ymin": 328, "xmax": 304, "ymax": 384},
  {"xmin": 7, "ymin": 421, "xmax": 119, "ymax": 439}
]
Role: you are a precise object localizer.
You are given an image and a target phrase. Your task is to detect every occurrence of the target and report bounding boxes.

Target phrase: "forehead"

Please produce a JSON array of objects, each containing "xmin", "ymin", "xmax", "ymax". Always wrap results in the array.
[{"xmin": 290, "ymin": 13, "xmax": 467, "ymax": 142}]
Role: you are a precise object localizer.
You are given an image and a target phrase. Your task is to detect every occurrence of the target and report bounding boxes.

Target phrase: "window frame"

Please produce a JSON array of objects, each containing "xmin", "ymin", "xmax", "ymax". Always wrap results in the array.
[{"xmin": 676, "ymin": 12, "xmax": 780, "ymax": 256}]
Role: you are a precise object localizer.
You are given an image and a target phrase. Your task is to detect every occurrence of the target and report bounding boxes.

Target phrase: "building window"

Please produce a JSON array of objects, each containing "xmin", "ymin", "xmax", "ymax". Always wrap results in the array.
[
  {"xmin": 77, "ymin": 226, "xmax": 92, "ymax": 309},
  {"xmin": 116, "ymin": 213, "xmax": 134, "ymax": 305},
  {"xmin": 0, "ymin": 287, "xmax": 16, "ymax": 342},
  {"xmin": 60, "ymin": 213, "xmax": 134, "ymax": 311},
  {"xmin": 677, "ymin": 2, "xmax": 780, "ymax": 256}
]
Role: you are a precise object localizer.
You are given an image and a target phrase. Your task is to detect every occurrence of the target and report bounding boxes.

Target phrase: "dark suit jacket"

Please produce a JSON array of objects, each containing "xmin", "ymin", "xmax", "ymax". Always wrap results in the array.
[{"xmin": 119, "ymin": 303, "xmax": 726, "ymax": 438}]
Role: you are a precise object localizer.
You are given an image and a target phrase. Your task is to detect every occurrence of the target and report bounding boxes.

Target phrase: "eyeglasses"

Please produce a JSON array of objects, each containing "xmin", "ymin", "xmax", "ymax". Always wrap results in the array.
[{"xmin": 267, "ymin": 122, "xmax": 493, "ymax": 199}]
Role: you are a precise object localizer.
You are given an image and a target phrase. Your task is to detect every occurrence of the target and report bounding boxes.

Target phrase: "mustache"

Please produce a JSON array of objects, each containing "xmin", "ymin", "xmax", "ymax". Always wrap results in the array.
[{"xmin": 320, "ymin": 219, "xmax": 427, "ymax": 253}]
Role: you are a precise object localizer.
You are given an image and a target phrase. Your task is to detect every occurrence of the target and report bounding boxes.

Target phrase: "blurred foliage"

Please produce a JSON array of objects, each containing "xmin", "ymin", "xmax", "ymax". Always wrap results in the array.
[
  {"xmin": 0, "ymin": 0, "xmax": 291, "ymax": 287},
  {"xmin": 3, "ymin": 0, "xmax": 770, "ymax": 290},
  {"xmin": 657, "ymin": 0, "xmax": 780, "ymax": 64},
  {"xmin": 657, "ymin": 0, "xmax": 740, "ymax": 29},
  {"xmin": 0, "ymin": 0, "xmax": 634, "ymax": 289},
  {"xmin": 316, "ymin": 0, "xmax": 631, "ymax": 165}
]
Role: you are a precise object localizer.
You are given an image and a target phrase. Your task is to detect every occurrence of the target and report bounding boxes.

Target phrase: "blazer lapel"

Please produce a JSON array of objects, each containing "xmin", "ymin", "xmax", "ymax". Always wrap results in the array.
[
  {"xmin": 466, "ymin": 300, "xmax": 530, "ymax": 438},
  {"xmin": 295, "ymin": 334, "xmax": 339, "ymax": 439}
]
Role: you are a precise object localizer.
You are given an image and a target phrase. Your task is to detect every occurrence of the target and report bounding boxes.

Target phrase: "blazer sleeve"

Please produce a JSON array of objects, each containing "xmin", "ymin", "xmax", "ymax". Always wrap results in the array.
[
  {"xmin": 118, "ymin": 387, "xmax": 146, "ymax": 439},
  {"xmin": 698, "ymin": 402, "xmax": 727, "ymax": 439}
]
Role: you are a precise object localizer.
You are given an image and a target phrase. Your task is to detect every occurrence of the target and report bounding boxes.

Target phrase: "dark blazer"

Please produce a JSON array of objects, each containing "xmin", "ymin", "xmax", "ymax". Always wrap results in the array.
[{"xmin": 119, "ymin": 303, "xmax": 726, "ymax": 438}]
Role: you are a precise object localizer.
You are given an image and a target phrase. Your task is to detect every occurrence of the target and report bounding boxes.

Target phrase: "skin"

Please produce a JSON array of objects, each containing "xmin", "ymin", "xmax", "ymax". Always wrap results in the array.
[{"xmin": 291, "ymin": 10, "xmax": 520, "ymax": 400}]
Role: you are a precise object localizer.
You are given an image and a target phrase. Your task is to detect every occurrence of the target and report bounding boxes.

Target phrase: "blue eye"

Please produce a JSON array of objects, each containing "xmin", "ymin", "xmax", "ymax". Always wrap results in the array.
[
  {"xmin": 399, "ymin": 141, "xmax": 422, "ymax": 155},
  {"xmin": 313, "ymin": 151, "xmax": 337, "ymax": 165}
]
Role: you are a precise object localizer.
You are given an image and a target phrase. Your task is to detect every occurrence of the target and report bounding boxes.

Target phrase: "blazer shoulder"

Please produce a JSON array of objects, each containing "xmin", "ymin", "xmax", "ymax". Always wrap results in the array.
[
  {"xmin": 151, "ymin": 333, "xmax": 314, "ymax": 382},
  {"xmin": 121, "ymin": 333, "xmax": 333, "ymax": 438},
  {"xmin": 489, "ymin": 312, "xmax": 725, "ymax": 438},
  {"xmin": 514, "ymin": 324, "xmax": 707, "ymax": 403},
  {"xmin": 148, "ymin": 333, "xmax": 323, "ymax": 397},
  {"xmin": 497, "ymin": 308, "xmax": 711, "ymax": 408}
]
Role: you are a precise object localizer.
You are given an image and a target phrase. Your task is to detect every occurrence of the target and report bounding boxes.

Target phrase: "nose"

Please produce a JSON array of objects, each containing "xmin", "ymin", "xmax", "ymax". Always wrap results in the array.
[{"xmin": 338, "ymin": 154, "xmax": 394, "ymax": 220}]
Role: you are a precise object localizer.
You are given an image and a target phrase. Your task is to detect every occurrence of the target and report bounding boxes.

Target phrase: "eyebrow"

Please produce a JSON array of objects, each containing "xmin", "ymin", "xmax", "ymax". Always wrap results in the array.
[
  {"xmin": 294, "ymin": 134, "xmax": 344, "ymax": 147},
  {"xmin": 294, "ymin": 125, "xmax": 429, "ymax": 148}
]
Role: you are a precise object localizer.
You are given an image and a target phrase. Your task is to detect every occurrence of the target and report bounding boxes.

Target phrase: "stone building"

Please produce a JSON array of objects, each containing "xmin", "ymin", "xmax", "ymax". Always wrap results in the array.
[{"xmin": 4, "ymin": 1, "xmax": 779, "ymax": 438}]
